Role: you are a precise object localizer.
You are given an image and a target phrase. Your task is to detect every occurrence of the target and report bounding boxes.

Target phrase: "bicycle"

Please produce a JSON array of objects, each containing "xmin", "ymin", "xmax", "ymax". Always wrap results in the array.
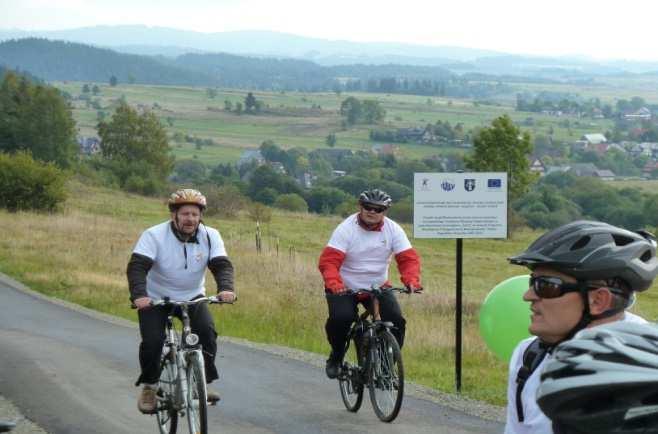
[
  {"xmin": 147, "ymin": 295, "xmax": 232, "ymax": 434},
  {"xmin": 337, "ymin": 287, "xmax": 410, "ymax": 423}
]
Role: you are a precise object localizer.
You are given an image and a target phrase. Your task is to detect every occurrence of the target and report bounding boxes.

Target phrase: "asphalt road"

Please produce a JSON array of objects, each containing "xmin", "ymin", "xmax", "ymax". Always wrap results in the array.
[{"xmin": 0, "ymin": 278, "xmax": 504, "ymax": 434}]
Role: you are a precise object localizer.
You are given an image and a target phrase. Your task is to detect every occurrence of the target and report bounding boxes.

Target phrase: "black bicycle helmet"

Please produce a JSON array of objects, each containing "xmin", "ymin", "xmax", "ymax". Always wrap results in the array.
[
  {"xmin": 358, "ymin": 189, "xmax": 392, "ymax": 208},
  {"xmin": 537, "ymin": 321, "xmax": 658, "ymax": 434},
  {"xmin": 509, "ymin": 220, "xmax": 658, "ymax": 292}
]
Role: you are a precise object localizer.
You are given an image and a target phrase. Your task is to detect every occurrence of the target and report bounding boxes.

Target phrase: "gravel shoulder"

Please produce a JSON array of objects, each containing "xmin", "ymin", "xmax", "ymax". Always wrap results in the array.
[{"xmin": 0, "ymin": 395, "xmax": 47, "ymax": 434}]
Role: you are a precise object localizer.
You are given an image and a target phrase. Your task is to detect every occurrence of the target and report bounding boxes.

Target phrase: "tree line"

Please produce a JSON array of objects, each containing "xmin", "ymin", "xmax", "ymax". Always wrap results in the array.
[{"xmin": 2, "ymin": 38, "xmax": 511, "ymax": 99}]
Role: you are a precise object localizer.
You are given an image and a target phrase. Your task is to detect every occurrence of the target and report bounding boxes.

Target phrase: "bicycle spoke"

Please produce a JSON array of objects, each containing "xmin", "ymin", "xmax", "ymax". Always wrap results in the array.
[
  {"xmin": 186, "ymin": 352, "xmax": 207, "ymax": 434},
  {"xmin": 369, "ymin": 330, "xmax": 404, "ymax": 422},
  {"xmin": 339, "ymin": 334, "xmax": 365, "ymax": 412}
]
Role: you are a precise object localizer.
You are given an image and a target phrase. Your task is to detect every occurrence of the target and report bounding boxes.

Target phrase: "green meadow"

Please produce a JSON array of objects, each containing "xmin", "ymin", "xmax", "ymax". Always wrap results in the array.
[{"xmin": 56, "ymin": 81, "xmax": 622, "ymax": 165}]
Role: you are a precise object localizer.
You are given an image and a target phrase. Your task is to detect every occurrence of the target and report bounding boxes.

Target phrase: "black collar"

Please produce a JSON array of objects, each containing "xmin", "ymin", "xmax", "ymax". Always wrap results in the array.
[{"xmin": 170, "ymin": 221, "xmax": 200, "ymax": 243}]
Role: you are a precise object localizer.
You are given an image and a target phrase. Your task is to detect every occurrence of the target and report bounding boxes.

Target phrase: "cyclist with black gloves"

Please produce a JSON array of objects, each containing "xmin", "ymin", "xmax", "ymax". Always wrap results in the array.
[
  {"xmin": 318, "ymin": 189, "xmax": 422, "ymax": 379},
  {"xmin": 503, "ymin": 220, "xmax": 658, "ymax": 434},
  {"xmin": 127, "ymin": 189, "xmax": 235, "ymax": 414}
]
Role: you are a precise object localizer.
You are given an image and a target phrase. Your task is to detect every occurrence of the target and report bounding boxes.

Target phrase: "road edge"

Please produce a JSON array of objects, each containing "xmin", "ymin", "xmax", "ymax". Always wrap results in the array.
[{"xmin": 0, "ymin": 271, "xmax": 506, "ymax": 423}]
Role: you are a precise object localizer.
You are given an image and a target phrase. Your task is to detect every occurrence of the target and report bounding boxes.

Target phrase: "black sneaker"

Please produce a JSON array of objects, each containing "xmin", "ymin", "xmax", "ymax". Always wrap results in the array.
[{"xmin": 325, "ymin": 358, "xmax": 341, "ymax": 379}]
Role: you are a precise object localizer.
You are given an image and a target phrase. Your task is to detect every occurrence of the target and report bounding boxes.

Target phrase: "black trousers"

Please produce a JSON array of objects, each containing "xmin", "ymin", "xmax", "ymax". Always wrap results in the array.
[
  {"xmin": 325, "ymin": 291, "xmax": 406, "ymax": 361},
  {"xmin": 136, "ymin": 301, "xmax": 219, "ymax": 385}
]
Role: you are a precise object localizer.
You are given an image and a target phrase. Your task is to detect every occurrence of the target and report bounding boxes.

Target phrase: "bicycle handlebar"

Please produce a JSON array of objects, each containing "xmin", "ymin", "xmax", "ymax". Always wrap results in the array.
[
  {"xmin": 346, "ymin": 286, "xmax": 413, "ymax": 296},
  {"xmin": 150, "ymin": 295, "xmax": 235, "ymax": 307},
  {"xmin": 131, "ymin": 294, "xmax": 236, "ymax": 309}
]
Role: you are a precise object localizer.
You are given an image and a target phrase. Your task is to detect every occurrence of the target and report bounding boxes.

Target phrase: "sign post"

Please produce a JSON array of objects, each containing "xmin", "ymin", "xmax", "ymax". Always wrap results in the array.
[{"xmin": 413, "ymin": 172, "xmax": 508, "ymax": 392}]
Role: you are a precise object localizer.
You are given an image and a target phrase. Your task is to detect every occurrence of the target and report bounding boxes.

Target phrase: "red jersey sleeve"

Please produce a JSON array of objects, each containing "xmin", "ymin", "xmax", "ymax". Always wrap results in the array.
[
  {"xmin": 318, "ymin": 246, "xmax": 346, "ymax": 293},
  {"xmin": 394, "ymin": 248, "xmax": 421, "ymax": 288}
]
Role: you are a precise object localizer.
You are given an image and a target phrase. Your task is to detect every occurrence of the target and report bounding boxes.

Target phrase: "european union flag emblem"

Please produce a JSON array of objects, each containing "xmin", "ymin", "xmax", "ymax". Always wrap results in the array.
[{"xmin": 487, "ymin": 179, "xmax": 502, "ymax": 188}]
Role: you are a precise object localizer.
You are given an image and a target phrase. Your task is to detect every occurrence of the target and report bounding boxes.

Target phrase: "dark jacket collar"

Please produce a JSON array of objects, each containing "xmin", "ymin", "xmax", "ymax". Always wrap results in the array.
[{"xmin": 169, "ymin": 221, "xmax": 200, "ymax": 243}]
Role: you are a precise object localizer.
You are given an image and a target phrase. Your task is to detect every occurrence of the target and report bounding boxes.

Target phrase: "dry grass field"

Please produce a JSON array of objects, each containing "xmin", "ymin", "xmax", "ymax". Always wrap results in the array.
[{"xmin": 2, "ymin": 180, "xmax": 658, "ymax": 405}]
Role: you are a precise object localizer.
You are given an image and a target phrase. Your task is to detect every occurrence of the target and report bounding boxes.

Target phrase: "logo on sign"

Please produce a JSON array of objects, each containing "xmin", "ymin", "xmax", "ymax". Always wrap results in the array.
[
  {"xmin": 441, "ymin": 179, "xmax": 455, "ymax": 191},
  {"xmin": 464, "ymin": 179, "xmax": 476, "ymax": 191},
  {"xmin": 421, "ymin": 178, "xmax": 430, "ymax": 190},
  {"xmin": 487, "ymin": 178, "xmax": 502, "ymax": 189}
]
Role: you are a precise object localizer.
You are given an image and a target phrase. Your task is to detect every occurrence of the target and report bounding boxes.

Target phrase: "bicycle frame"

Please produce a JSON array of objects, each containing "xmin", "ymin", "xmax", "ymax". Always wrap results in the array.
[
  {"xmin": 160, "ymin": 303, "xmax": 204, "ymax": 412},
  {"xmin": 337, "ymin": 287, "xmax": 409, "ymax": 422},
  {"xmin": 154, "ymin": 296, "xmax": 229, "ymax": 413}
]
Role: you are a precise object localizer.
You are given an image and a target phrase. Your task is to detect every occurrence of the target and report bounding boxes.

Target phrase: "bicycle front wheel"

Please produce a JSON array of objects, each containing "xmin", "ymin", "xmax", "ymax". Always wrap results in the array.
[
  {"xmin": 339, "ymin": 333, "xmax": 365, "ymax": 412},
  {"xmin": 186, "ymin": 352, "xmax": 208, "ymax": 434},
  {"xmin": 368, "ymin": 329, "xmax": 404, "ymax": 423},
  {"xmin": 157, "ymin": 356, "xmax": 178, "ymax": 434}
]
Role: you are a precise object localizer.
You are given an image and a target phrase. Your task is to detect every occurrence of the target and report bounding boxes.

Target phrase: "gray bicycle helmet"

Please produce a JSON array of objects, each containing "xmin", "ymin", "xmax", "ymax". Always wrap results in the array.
[
  {"xmin": 509, "ymin": 220, "xmax": 658, "ymax": 292},
  {"xmin": 537, "ymin": 321, "xmax": 658, "ymax": 434},
  {"xmin": 359, "ymin": 189, "xmax": 392, "ymax": 208}
]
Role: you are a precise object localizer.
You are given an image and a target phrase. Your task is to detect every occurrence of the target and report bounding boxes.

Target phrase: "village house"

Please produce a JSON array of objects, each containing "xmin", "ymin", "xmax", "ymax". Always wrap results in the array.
[
  {"xmin": 372, "ymin": 143, "xmax": 398, "ymax": 156},
  {"xmin": 529, "ymin": 158, "xmax": 546, "ymax": 176},
  {"xmin": 623, "ymin": 107, "xmax": 652, "ymax": 121},
  {"xmin": 643, "ymin": 161, "xmax": 658, "ymax": 178},
  {"xmin": 237, "ymin": 149, "xmax": 265, "ymax": 168},
  {"xmin": 581, "ymin": 133, "xmax": 607, "ymax": 146},
  {"xmin": 593, "ymin": 169, "xmax": 616, "ymax": 181},
  {"xmin": 78, "ymin": 136, "xmax": 101, "ymax": 155}
]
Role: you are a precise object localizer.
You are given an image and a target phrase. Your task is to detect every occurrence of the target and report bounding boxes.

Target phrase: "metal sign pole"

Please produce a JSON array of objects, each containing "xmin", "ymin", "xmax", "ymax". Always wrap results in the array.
[{"xmin": 455, "ymin": 237, "xmax": 463, "ymax": 392}]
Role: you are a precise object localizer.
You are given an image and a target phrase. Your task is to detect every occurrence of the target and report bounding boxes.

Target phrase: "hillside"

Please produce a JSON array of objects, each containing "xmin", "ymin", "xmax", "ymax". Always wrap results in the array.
[
  {"xmin": 1, "ymin": 180, "xmax": 658, "ymax": 405},
  {"xmin": 0, "ymin": 38, "xmax": 216, "ymax": 85}
]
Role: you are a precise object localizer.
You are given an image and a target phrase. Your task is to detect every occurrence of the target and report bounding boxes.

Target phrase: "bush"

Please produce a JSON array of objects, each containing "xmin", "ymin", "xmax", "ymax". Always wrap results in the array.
[
  {"xmin": 0, "ymin": 151, "xmax": 68, "ymax": 211},
  {"xmin": 386, "ymin": 197, "xmax": 413, "ymax": 223},
  {"xmin": 334, "ymin": 199, "xmax": 356, "ymax": 217},
  {"xmin": 247, "ymin": 202, "xmax": 272, "ymax": 223},
  {"xmin": 274, "ymin": 193, "xmax": 308, "ymax": 212},
  {"xmin": 203, "ymin": 184, "xmax": 248, "ymax": 218},
  {"xmin": 123, "ymin": 174, "xmax": 161, "ymax": 196}
]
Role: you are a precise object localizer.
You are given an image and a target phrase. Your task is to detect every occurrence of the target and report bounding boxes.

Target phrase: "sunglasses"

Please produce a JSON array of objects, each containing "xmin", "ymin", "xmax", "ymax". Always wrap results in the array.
[
  {"xmin": 362, "ymin": 204, "xmax": 387, "ymax": 213},
  {"xmin": 529, "ymin": 276, "xmax": 584, "ymax": 299}
]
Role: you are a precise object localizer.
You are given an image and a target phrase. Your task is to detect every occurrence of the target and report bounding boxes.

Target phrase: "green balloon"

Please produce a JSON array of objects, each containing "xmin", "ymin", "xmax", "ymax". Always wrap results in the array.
[{"xmin": 479, "ymin": 275, "xmax": 532, "ymax": 361}]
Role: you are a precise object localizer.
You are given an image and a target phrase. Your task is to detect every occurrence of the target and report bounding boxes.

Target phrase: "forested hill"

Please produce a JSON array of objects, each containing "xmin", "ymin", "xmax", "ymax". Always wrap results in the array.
[
  {"xmin": 1, "ymin": 38, "xmax": 506, "ymax": 97},
  {"xmin": 0, "ymin": 38, "xmax": 216, "ymax": 85}
]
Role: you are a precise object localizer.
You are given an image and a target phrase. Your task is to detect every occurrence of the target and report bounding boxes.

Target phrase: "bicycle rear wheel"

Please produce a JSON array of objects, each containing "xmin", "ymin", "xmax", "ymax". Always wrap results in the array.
[
  {"xmin": 157, "ymin": 356, "xmax": 178, "ymax": 434},
  {"xmin": 186, "ymin": 351, "xmax": 208, "ymax": 434},
  {"xmin": 339, "ymin": 333, "xmax": 365, "ymax": 412},
  {"xmin": 368, "ymin": 329, "xmax": 404, "ymax": 422}
]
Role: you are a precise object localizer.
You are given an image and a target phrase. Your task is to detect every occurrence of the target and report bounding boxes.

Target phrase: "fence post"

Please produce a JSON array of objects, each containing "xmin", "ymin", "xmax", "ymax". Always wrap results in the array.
[{"xmin": 255, "ymin": 221, "xmax": 262, "ymax": 254}]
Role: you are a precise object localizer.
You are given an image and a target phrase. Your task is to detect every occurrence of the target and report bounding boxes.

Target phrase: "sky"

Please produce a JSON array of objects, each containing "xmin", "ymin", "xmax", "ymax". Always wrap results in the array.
[{"xmin": 2, "ymin": 0, "xmax": 658, "ymax": 61}]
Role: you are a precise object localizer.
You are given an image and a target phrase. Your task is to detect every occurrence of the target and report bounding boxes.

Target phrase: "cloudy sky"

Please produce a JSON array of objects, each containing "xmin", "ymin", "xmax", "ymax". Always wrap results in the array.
[{"xmin": 2, "ymin": 0, "xmax": 658, "ymax": 61}]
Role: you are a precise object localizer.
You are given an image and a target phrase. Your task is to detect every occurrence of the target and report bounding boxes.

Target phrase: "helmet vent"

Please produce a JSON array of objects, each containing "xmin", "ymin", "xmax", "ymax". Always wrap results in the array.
[
  {"xmin": 612, "ymin": 234, "xmax": 634, "ymax": 246},
  {"xmin": 570, "ymin": 236, "xmax": 591, "ymax": 251},
  {"xmin": 640, "ymin": 250, "xmax": 653, "ymax": 263}
]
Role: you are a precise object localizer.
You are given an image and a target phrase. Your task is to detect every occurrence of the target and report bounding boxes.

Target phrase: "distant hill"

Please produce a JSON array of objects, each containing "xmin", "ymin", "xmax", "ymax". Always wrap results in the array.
[
  {"xmin": 0, "ymin": 38, "xmax": 548, "ymax": 98},
  {"xmin": 0, "ymin": 38, "xmax": 215, "ymax": 85},
  {"xmin": 4, "ymin": 25, "xmax": 658, "ymax": 77},
  {"xmin": 0, "ymin": 38, "xmax": 463, "ymax": 93},
  {"xmin": 0, "ymin": 25, "xmax": 501, "ymax": 64}
]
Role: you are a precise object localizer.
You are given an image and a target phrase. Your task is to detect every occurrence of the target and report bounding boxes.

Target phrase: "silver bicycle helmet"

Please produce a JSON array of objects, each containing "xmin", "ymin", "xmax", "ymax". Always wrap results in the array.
[
  {"xmin": 358, "ymin": 189, "xmax": 392, "ymax": 208},
  {"xmin": 537, "ymin": 321, "xmax": 658, "ymax": 433},
  {"xmin": 509, "ymin": 220, "xmax": 658, "ymax": 292}
]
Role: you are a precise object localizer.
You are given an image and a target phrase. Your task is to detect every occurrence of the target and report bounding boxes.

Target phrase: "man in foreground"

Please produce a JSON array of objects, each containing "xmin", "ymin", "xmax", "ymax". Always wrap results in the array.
[{"xmin": 503, "ymin": 220, "xmax": 657, "ymax": 434}]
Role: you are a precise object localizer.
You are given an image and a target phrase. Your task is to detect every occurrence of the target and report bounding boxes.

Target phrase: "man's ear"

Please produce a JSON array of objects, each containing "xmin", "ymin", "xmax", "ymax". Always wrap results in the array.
[{"xmin": 588, "ymin": 287, "xmax": 615, "ymax": 315}]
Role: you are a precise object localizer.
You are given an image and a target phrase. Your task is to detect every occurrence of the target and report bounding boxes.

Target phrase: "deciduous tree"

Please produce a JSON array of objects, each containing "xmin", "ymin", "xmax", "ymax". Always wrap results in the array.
[
  {"xmin": 465, "ymin": 115, "xmax": 537, "ymax": 201},
  {"xmin": 97, "ymin": 102, "xmax": 173, "ymax": 194}
]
